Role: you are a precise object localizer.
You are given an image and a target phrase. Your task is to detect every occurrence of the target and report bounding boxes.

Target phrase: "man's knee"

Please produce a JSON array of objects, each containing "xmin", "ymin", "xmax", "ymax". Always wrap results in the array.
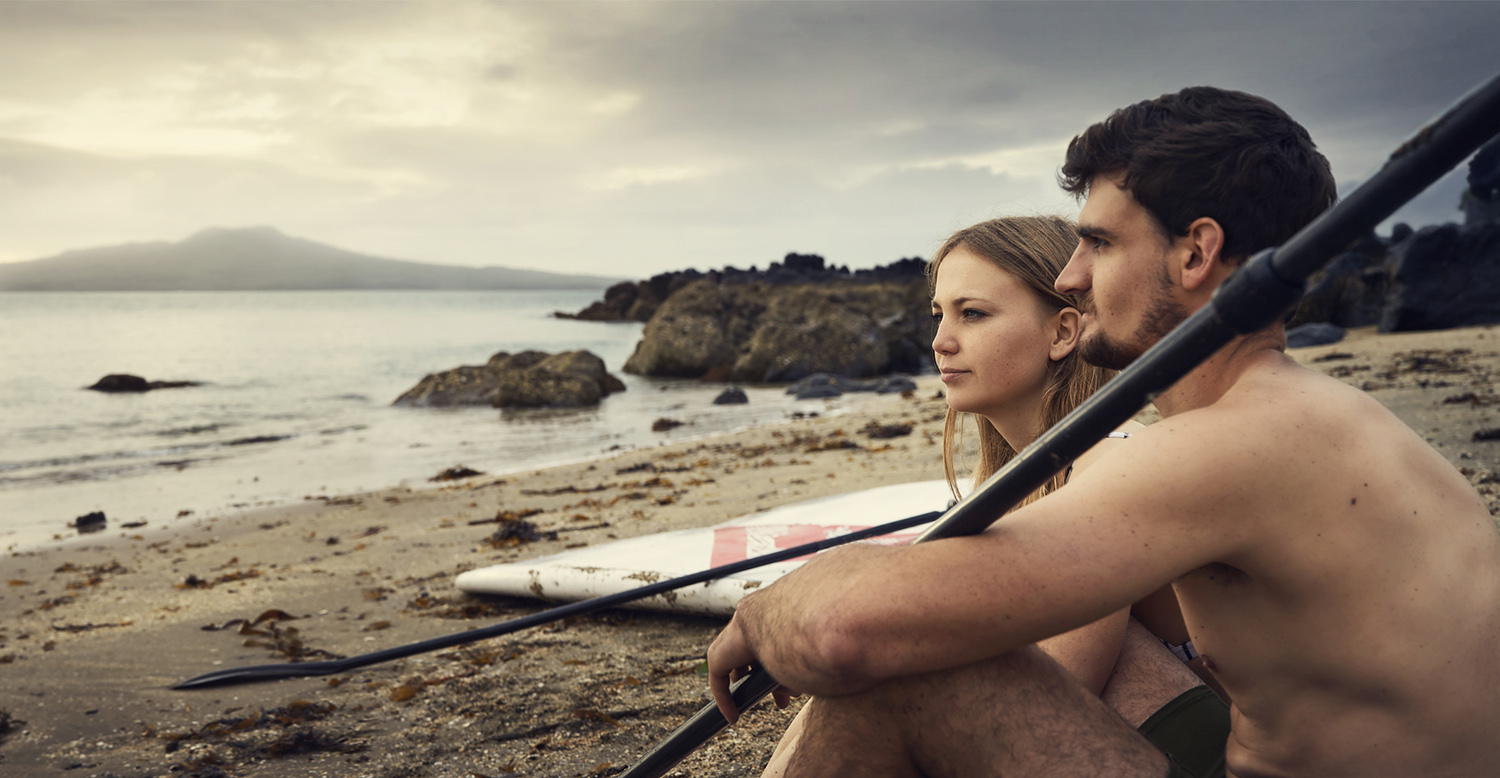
[{"xmin": 784, "ymin": 647, "xmax": 1166, "ymax": 777}]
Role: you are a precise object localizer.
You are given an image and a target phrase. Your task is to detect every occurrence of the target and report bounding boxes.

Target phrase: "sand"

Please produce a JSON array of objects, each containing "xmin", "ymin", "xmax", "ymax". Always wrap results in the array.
[{"xmin": 2, "ymin": 325, "xmax": 1499, "ymax": 778}]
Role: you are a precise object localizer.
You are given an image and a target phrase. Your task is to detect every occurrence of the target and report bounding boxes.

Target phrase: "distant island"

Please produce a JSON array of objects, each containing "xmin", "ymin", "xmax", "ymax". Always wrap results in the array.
[{"xmin": 0, "ymin": 226, "xmax": 623, "ymax": 291}]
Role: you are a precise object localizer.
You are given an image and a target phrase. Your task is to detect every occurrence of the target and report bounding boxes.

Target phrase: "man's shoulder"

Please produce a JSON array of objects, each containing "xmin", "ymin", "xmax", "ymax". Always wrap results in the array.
[{"xmin": 1198, "ymin": 353, "xmax": 1373, "ymax": 431}]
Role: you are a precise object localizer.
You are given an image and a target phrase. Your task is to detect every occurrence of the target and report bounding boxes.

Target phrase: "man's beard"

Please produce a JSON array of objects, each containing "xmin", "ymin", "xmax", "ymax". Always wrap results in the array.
[{"xmin": 1079, "ymin": 276, "xmax": 1190, "ymax": 371}]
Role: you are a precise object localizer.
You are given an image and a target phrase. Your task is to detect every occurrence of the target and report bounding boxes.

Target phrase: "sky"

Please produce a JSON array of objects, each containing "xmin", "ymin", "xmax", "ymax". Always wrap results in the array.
[{"xmin": 1, "ymin": 1, "xmax": 1496, "ymax": 278}]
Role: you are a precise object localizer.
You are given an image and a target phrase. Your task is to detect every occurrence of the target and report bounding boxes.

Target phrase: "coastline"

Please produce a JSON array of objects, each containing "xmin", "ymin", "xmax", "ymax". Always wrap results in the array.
[
  {"xmin": 0, "ymin": 378, "xmax": 955, "ymax": 778},
  {"xmin": 2, "ymin": 324, "xmax": 1499, "ymax": 777}
]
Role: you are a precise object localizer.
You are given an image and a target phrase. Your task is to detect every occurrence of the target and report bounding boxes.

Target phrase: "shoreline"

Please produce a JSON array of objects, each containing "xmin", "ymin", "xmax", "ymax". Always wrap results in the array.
[
  {"xmin": 0, "ymin": 378, "xmax": 911, "ymax": 557},
  {"xmin": 0, "ymin": 378, "xmax": 955, "ymax": 778},
  {"xmin": 2, "ymin": 325, "xmax": 1498, "ymax": 777}
]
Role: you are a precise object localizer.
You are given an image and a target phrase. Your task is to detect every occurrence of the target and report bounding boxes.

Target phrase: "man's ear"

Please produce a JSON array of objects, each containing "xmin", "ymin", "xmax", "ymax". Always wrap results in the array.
[
  {"xmin": 1049, "ymin": 307, "xmax": 1081, "ymax": 362},
  {"xmin": 1181, "ymin": 217, "xmax": 1227, "ymax": 292}
]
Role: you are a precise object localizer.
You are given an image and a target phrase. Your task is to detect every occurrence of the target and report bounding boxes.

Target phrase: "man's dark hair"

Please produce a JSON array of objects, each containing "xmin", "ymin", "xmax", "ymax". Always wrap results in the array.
[{"xmin": 1059, "ymin": 86, "xmax": 1337, "ymax": 263}]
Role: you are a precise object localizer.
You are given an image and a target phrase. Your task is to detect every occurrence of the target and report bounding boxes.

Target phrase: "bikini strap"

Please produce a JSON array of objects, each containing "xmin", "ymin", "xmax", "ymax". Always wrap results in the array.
[{"xmin": 1063, "ymin": 431, "xmax": 1132, "ymax": 483}]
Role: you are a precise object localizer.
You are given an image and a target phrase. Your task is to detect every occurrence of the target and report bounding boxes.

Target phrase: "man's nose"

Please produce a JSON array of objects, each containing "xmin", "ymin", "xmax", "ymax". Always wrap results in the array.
[{"xmin": 1055, "ymin": 246, "xmax": 1089, "ymax": 296}]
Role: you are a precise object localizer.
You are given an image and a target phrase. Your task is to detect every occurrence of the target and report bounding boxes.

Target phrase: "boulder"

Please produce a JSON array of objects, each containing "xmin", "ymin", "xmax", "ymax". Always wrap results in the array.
[
  {"xmin": 1286, "ymin": 237, "xmax": 1389, "ymax": 330},
  {"xmin": 623, "ymin": 280, "xmax": 763, "ymax": 378},
  {"xmin": 390, "ymin": 364, "xmax": 507, "ymax": 407},
  {"xmin": 713, "ymin": 386, "xmax": 749, "ymax": 405},
  {"xmin": 785, "ymin": 373, "xmax": 919, "ymax": 399},
  {"xmin": 1286, "ymin": 322, "xmax": 1347, "ymax": 348},
  {"xmin": 495, "ymin": 350, "xmax": 626, "ymax": 408},
  {"xmin": 87, "ymin": 374, "xmax": 201, "ymax": 393},
  {"xmin": 1380, "ymin": 222, "xmax": 1500, "ymax": 332},
  {"xmin": 731, "ymin": 287, "xmax": 890, "ymax": 383},
  {"xmin": 393, "ymin": 349, "xmax": 625, "ymax": 409},
  {"xmin": 73, "ymin": 511, "xmax": 106, "ymax": 533},
  {"xmin": 624, "ymin": 276, "xmax": 932, "ymax": 384},
  {"xmin": 1286, "ymin": 144, "xmax": 1500, "ymax": 334},
  {"xmin": 875, "ymin": 376, "xmax": 919, "ymax": 394}
]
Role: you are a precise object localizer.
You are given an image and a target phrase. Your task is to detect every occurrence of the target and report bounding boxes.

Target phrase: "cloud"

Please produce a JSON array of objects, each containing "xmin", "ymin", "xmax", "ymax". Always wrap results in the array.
[{"xmin": 0, "ymin": 2, "xmax": 1495, "ymax": 273}]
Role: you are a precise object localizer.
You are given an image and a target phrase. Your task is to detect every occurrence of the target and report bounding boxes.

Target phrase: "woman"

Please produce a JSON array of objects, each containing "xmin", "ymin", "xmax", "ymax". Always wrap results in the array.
[{"xmin": 759, "ymin": 215, "xmax": 1223, "ymax": 777}]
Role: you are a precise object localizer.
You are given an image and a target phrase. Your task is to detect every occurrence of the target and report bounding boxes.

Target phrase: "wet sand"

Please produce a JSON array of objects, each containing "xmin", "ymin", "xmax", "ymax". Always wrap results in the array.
[{"xmin": 2, "ymin": 325, "xmax": 1499, "ymax": 778}]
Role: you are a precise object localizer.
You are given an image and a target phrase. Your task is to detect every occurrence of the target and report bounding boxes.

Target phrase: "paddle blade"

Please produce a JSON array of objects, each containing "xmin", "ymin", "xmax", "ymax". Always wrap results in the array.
[{"xmin": 171, "ymin": 659, "xmax": 348, "ymax": 689}]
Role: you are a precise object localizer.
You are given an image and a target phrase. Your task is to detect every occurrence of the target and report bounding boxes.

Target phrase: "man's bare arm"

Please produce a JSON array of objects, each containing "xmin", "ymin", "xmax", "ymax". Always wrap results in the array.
[{"xmin": 707, "ymin": 419, "xmax": 1258, "ymax": 701}]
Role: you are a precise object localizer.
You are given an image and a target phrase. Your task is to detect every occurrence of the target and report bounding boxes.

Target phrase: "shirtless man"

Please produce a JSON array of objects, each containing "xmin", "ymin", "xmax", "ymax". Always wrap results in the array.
[{"xmin": 706, "ymin": 86, "xmax": 1500, "ymax": 777}]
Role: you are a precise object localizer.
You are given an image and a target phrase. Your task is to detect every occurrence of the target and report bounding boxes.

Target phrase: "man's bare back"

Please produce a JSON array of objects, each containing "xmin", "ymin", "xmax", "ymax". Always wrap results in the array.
[{"xmin": 1119, "ymin": 351, "xmax": 1500, "ymax": 776}]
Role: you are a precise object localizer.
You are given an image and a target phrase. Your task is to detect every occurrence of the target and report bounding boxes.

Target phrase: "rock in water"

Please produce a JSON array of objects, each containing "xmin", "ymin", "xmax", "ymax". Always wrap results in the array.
[
  {"xmin": 712, "ymin": 386, "xmax": 749, "ymax": 405},
  {"xmin": 393, "ymin": 349, "xmax": 625, "ymax": 409},
  {"xmin": 89, "ymin": 374, "xmax": 151, "ymax": 392},
  {"xmin": 430, "ymin": 466, "xmax": 484, "ymax": 482},
  {"xmin": 494, "ymin": 350, "xmax": 625, "ymax": 408},
  {"xmin": 1286, "ymin": 323, "xmax": 1347, "ymax": 348},
  {"xmin": 86, "ymin": 374, "xmax": 201, "ymax": 393},
  {"xmin": 73, "ymin": 511, "xmax": 107, "ymax": 533}
]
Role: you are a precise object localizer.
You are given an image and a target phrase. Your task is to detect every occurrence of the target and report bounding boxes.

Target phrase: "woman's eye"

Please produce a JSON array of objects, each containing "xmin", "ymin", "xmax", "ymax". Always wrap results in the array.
[
  {"xmin": 962, "ymin": 308, "xmax": 985, "ymax": 320},
  {"xmin": 930, "ymin": 311, "xmax": 943, "ymax": 322}
]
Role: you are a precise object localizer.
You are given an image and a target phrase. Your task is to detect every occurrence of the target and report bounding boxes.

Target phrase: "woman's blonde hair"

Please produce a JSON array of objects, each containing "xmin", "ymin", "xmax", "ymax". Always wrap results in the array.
[{"xmin": 926, "ymin": 215, "xmax": 1114, "ymax": 505}]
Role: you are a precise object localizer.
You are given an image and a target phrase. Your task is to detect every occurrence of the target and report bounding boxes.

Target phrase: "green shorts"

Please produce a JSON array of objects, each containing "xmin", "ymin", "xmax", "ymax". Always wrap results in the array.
[{"xmin": 1138, "ymin": 686, "xmax": 1230, "ymax": 778}]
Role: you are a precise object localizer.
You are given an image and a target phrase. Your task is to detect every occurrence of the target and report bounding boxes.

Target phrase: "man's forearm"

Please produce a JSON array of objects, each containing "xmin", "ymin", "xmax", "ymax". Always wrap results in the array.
[{"xmin": 734, "ymin": 542, "xmax": 905, "ymax": 696}]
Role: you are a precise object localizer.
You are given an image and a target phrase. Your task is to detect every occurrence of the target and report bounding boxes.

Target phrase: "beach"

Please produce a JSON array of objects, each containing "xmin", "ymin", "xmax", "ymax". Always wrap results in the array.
[{"xmin": 3, "ymin": 325, "xmax": 1499, "ymax": 778}]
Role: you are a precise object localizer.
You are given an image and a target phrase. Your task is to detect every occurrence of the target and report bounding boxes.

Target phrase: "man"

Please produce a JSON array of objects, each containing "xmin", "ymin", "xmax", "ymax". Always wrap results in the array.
[{"xmin": 707, "ymin": 86, "xmax": 1500, "ymax": 777}]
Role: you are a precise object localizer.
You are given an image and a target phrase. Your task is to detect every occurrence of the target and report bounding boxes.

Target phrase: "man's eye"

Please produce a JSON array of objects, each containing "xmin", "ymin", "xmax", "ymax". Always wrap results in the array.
[{"xmin": 1089, "ymin": 236, "xmax": 1108, "ymax": 249}]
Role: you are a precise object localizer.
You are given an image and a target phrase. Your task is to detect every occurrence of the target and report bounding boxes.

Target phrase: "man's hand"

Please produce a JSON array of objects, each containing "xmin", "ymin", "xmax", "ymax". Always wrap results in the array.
[
  {"xmin": 707, "ymin": 610, "xmax": 803, "ymax": 724},
  {"xmin": 707, "ymin": 615, "xmax": 758, "ymax": 724}
]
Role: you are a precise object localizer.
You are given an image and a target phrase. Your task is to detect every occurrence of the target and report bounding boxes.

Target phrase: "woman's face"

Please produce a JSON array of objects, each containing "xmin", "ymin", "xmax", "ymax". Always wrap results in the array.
[{"xmin": 931, "ymin": 247, "xmax": 1065, "ymax": 430}]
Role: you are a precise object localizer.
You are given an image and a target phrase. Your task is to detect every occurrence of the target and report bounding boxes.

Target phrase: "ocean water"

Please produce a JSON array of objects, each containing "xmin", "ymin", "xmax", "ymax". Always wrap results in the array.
[{"xmin": 0, "ymin": 291, "xmax": 868, "ymax": 552}]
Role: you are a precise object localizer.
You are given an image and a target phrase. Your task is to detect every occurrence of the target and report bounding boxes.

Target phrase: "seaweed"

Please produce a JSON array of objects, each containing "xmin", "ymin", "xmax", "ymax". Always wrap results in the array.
[
  {"xmin": 0, "ymin": 708, "xmax": 23, "ymax": 744},
  {"xmin": 482, "ymin": 518, "xmax": 558, "ymax": 548}
]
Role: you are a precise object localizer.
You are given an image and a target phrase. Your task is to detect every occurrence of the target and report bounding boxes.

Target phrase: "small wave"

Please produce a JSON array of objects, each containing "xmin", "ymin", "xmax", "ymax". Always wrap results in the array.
[
  {"xmin": 225, "ymin": 434, "xmax": 293, "ymax": 446},
  {"xmin": 0, "ymin": 455, "xmax": 222, "ymax": 486},
  {"xmin": 155, "ymin": 423, "xmax": 225, "ymax": 438},
  {"xmin": 318, "ymin": 425, "xmax": 369, "ymax": 436},
  {"xmin": 0, "ymin": 442, "xmax": 218, "ymax": 474}
]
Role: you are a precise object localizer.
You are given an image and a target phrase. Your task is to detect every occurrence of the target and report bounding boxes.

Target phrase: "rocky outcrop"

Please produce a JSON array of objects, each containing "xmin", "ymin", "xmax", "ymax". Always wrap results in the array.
[
  {"xmin": 86, "ymin": 374, "xmax": 201, "ymax": 393},
  {"xmin": 1290, "ymin": 140, "xmax": 1500, "ymax": 333},
  {"xmin": 558, "ymin": 253, "xmax": 928, "ymax": 324},
  {"xmin": 606, "ymin": 251, "xmax": 932, "ymax": 383},
  {"xmin": 1381, "ymin": 221, "xmax": 1500, "ymax": 331},
  {"xmin": 620, "ymin": 280, "xmax": 762, "ymax": 377},
  {"xmin": 393, "ymin": 350, "xmax": 625, "ymax": 409},
  {"xmin": 622, "ymin": 278, "xmax": 931, "ymax": 383}
]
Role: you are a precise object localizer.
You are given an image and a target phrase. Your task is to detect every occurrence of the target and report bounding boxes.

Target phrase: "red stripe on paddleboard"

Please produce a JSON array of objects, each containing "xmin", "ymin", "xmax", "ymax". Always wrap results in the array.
[{"xmin": 709, "ymin": 525, "xmax": 918, "ymax": 567}]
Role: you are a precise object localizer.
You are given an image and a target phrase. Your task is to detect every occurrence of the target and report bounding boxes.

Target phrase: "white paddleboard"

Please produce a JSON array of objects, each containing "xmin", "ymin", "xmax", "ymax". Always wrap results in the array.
[{"xmin": 455, "ymin": 480, "xmax": 953, "ymax": 615}]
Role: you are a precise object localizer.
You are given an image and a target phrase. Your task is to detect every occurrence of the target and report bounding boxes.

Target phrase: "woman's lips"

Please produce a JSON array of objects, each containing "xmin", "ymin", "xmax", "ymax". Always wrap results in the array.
[{"xmin": 939, "ymin": 369, "xmax": 969, "ymax": 384}]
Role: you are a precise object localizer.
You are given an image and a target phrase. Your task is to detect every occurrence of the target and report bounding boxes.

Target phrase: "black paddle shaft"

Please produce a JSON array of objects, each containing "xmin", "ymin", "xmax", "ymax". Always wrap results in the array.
[
  {"xmin": 618, "ymin": 72, "xmax": 1500, "ymax": 778},
  {"xmin": 172, "ymin": 509, "xmax": 943, "ymax": 689}
]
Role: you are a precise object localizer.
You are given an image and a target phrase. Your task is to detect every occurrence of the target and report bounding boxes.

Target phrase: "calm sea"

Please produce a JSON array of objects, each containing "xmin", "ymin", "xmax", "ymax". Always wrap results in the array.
[{"xmin": 0, "ymin": 291, "xmax": 852, "ymax": 552}]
